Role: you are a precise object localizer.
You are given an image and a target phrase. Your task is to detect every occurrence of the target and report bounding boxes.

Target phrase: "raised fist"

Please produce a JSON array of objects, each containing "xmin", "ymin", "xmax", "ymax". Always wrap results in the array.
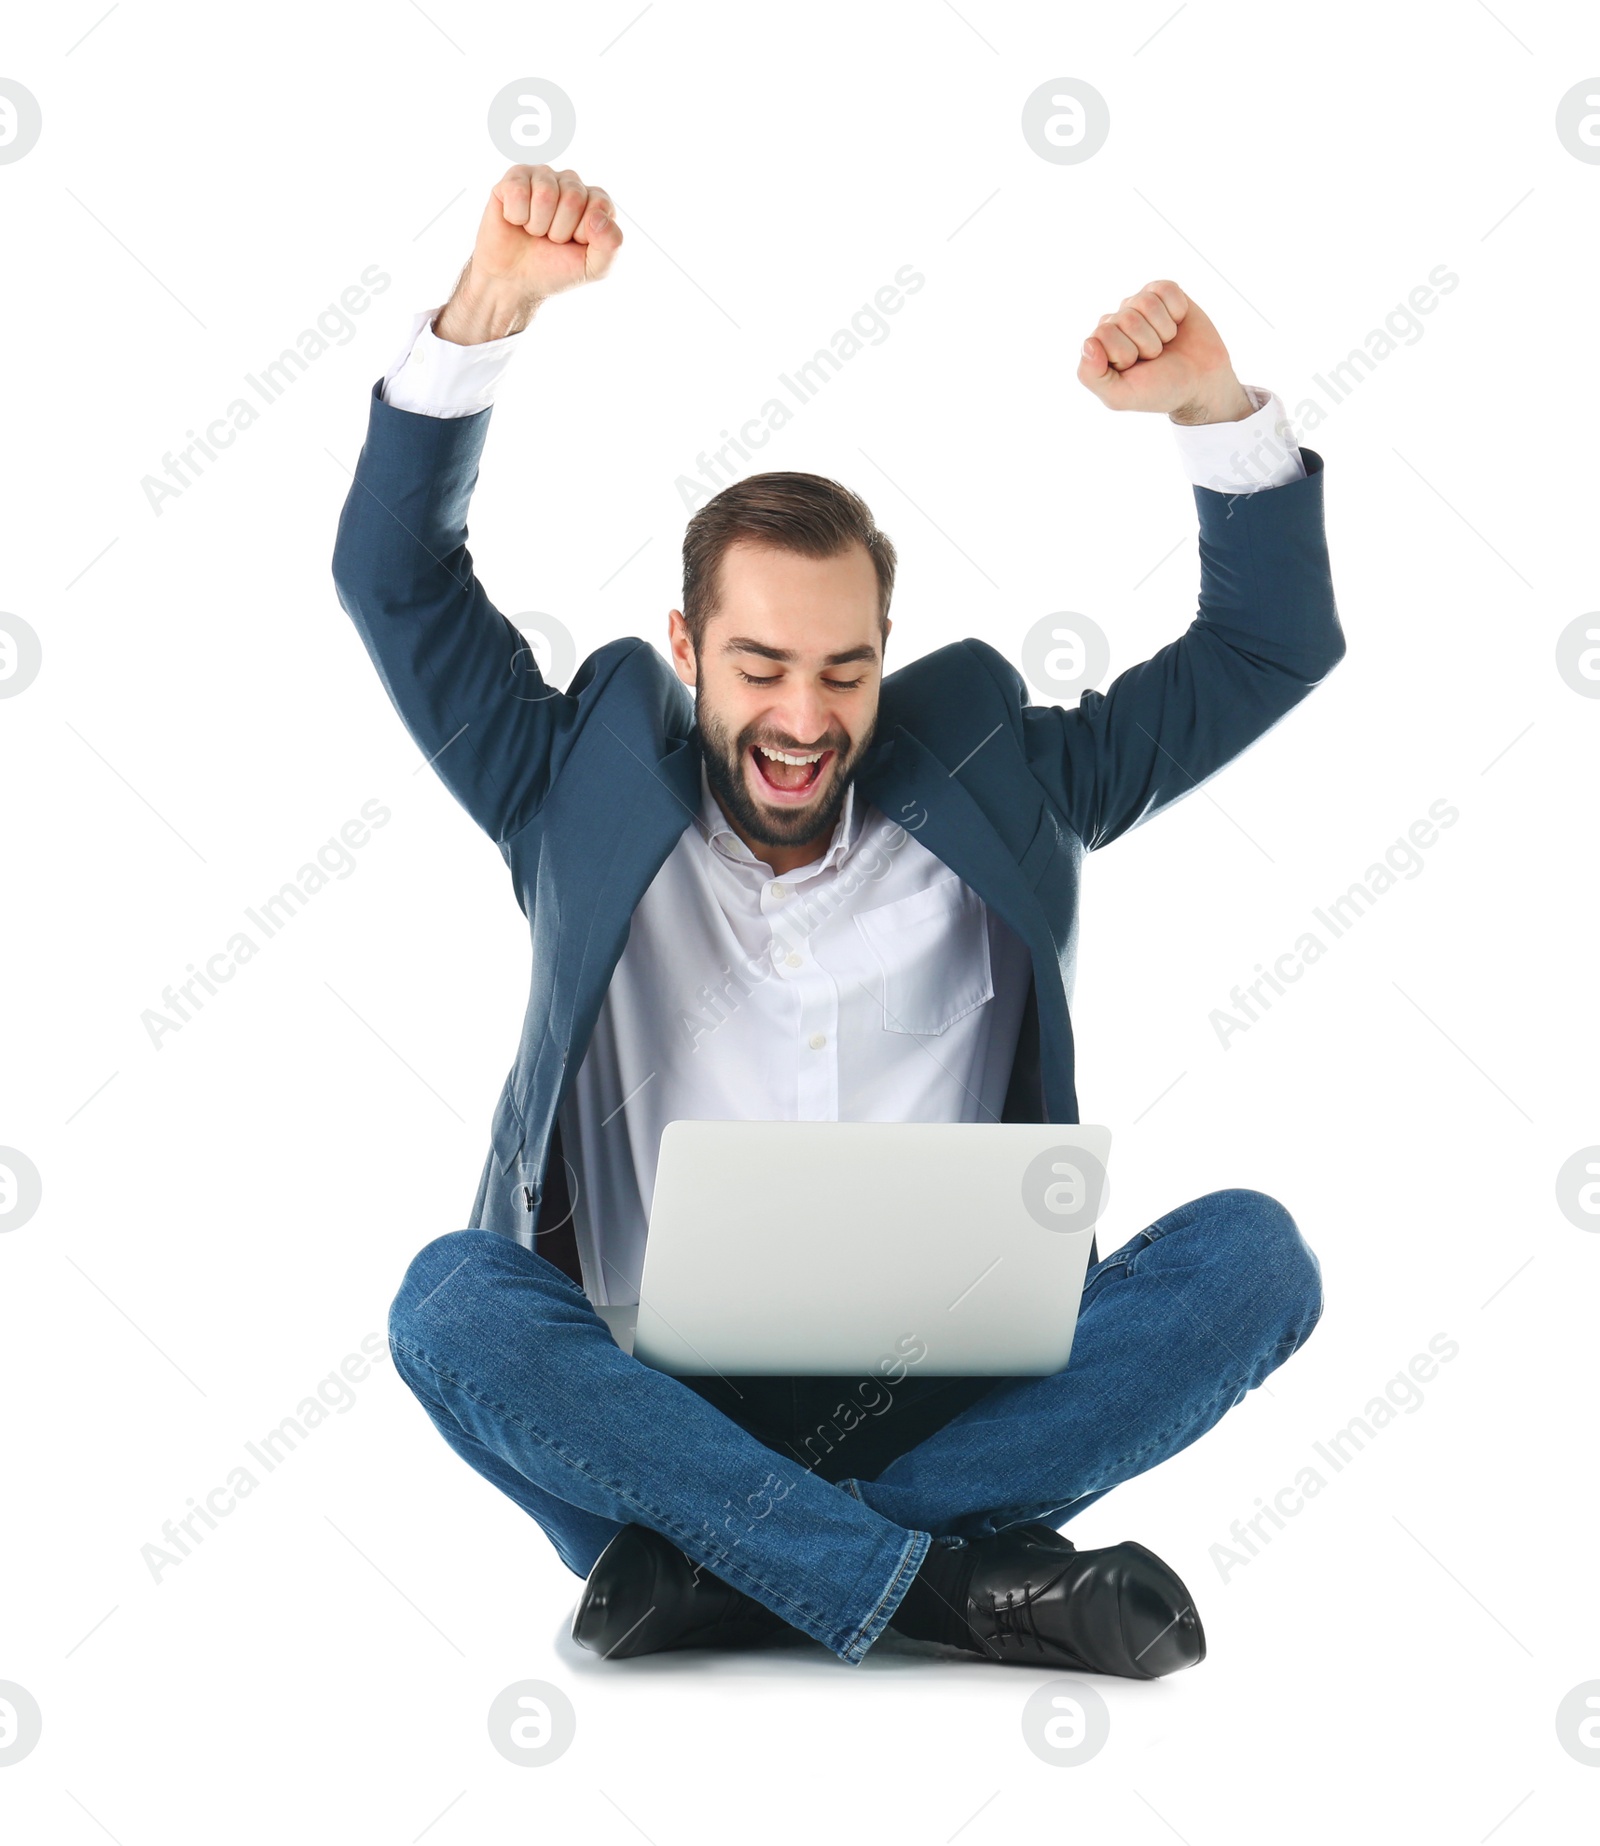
[
  {"xmin": 1076, "ymin": 282, "xmax": 1251, "ymax": 425},
  {"xmin": 436, "ymin": 164, "xmax": 624, "ymax": 342}
]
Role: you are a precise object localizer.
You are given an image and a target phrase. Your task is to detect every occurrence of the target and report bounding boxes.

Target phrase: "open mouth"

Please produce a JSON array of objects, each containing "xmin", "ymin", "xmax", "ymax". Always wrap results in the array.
[{"xmin": 748, "ymin": 742, "xmax": 833, "ymax": 803}]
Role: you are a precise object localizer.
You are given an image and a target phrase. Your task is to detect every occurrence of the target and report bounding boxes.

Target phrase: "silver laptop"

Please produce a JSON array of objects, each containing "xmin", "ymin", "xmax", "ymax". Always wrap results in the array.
[{"xmin": 594, "ymin": 1120, "xmax": 1111, "ymax": 1376}]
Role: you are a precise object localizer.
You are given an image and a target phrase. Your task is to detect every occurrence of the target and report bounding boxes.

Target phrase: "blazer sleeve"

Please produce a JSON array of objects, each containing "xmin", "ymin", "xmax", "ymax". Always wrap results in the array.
[
  {"xmin": 330, "ymin": 380, "xmax": 576, "ymax": 843},
  {"xmin": 1020, "ymin": 450, "xmax": 1345, "ymax": 851}
]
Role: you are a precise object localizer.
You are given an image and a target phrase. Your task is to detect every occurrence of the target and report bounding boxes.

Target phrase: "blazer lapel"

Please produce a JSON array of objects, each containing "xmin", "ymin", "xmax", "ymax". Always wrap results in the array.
[
  {"xmin": 858, "ymin": 723, "xmax": 1076, "ymax": 1127},
  {"xmin": 563, "ymin": 725, "xmax": 704, "ymax": 1033},
  {"xmin": 856, "ymin": 724, "xmax": 1051, "ymax": 958}
]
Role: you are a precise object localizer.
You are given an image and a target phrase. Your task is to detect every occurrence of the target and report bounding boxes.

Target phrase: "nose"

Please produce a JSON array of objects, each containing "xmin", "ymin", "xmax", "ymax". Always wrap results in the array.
[{"xmin": 769, "ymin": 688, "xmax": 837, "ymax": 749}]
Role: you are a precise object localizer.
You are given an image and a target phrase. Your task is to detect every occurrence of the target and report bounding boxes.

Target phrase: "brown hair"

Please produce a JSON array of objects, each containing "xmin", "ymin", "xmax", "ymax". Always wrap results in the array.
[{"xmin": 680, "ymin": 471, "xmax": 897, "ymax": 652}]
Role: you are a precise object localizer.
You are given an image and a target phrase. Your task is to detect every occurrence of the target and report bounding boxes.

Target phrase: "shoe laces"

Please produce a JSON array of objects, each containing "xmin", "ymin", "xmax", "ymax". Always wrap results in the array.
[{"xmin": 982, "ymin": 1581, "xmax": 1048, "ymax": 1653}]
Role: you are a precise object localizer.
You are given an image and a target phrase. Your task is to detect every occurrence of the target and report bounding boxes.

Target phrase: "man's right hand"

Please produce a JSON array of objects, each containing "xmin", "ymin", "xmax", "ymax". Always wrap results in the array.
[{"xmin": 434, "ymin": 164, "xmax": 624, "ymax": 345}]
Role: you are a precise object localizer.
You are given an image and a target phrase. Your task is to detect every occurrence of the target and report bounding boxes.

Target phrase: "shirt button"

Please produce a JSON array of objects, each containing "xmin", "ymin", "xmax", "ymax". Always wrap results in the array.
[
  {"xmin": 808, "ymin": 1033, "xmax": 826, "ymax": 1050},
  {"xmin": 786, "ymin": 952, "xmax": 802, "ymax": 967},
  {"xmin": 771, "ymin": 882, "xmax": 787, "ymax": 898}
]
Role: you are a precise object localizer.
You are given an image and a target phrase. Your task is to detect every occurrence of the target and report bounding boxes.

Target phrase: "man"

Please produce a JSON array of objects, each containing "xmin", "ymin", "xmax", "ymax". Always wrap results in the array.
[{"xmin": 333, "ymin": 163, "xmax": 1341, "ymax": 1673}]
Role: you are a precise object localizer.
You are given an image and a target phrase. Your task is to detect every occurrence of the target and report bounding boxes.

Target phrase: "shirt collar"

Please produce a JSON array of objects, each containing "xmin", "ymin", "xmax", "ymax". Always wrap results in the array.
[{"xmin": 697, "ymin": 754, "xmax": 862, "ymax": 877}]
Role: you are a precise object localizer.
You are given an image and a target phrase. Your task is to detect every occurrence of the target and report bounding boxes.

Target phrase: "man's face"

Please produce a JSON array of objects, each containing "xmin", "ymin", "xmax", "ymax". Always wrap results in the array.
[{"xmin": 669, "ymin": 539, "xmax": 890, "ymax": 857}]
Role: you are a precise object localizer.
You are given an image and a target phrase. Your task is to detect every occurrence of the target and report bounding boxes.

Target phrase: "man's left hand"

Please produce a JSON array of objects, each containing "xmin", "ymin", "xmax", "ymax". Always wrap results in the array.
[{"xmin": 1077, "ymin": 281, "xmax": 1254, "ymax": 426}]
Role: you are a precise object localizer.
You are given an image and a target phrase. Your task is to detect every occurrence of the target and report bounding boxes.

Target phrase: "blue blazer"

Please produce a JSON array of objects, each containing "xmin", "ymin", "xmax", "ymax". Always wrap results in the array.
[{"xmin": 332, "ymin": 382, "xmax": 1343, "ymax": 1279}]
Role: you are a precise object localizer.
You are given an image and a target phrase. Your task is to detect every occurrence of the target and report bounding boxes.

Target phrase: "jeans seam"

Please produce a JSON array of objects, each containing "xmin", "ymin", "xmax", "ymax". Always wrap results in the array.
[
  {"xmin": 979, "ymin": 1361, "xmax": 1281, "ymax": 1532},
  {"xmin": 392, "ymin": 1332, "xmax": 886, "ymax": 1649},
  {"xmin": 837, "ymin": 1525, "xmax": 931, "ymax": 1665}
]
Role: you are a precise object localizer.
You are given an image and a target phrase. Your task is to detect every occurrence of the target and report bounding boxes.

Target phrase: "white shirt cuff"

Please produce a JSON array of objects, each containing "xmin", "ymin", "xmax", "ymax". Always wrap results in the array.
[
  {"xmin": 380, "ymin": 306, "xmax": 523, "ymax": 418},
  {"xmin": 1170, "ymin": 383, "xmax": 1306, "ymax": 494}
]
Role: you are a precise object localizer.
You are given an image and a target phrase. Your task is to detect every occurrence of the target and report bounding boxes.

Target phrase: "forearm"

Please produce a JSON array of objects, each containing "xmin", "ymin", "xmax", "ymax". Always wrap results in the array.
[
  {"xmin": 433, "ymin": 261, "xmax": 545, "ymax": 345},
  {"xmin": 380, "ymin": 297, "xmax": 525, "ymax": 420},
  {"xmin": 335, "ymin": 162, "xmax": 622, "ymax": 839},
  {"xmin": 1190, "ymin": 452, "xmax": 1341, "ymax": 682},
  {"xmin": 1168, "ymin": 374, "xmax": 1254, "ymax": 427},
  {"xmin": 1173, "ymin": 384, "xmax": 1306, "ymax": 495},
  {"xmin": 1025, "ymin": 470, "xmax": 1341, "ymax": 851},
  {"xmin": 331, "ymin": 386, "xmax": 556, "ymax": 839}
]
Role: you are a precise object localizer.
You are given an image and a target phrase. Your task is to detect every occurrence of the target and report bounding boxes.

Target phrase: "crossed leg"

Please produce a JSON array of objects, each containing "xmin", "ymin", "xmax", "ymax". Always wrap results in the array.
[
  {"xmin": 386, "ymin": 1231, "xmax": 930, "ymax": 1662},
  {"xmin": 385, "ymin": 1188, "xmax": 1321, "ymax": 1662},
  {"xmin": 839, "ymin": 1188, "xmax": 1324, "ymax": 1537}
]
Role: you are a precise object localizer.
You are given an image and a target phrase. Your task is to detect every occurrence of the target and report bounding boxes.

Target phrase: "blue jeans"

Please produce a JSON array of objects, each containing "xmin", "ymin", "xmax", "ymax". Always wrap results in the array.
[{"xmin": 386, "ymin": 1187, "xmax": 1322, "ymax": 1664}]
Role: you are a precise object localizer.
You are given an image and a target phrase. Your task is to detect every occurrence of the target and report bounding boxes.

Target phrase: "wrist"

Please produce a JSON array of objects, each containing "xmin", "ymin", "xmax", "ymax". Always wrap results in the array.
[
  {"xmin": 1168, "ymin": 374, "xmax": 1254, "ymax": 427},
  {"xmin": 433, "ymin": 267, "xmax": 543, "ymax": 345}
]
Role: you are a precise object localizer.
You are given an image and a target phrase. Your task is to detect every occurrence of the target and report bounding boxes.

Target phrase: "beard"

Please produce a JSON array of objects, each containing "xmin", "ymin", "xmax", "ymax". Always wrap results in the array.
[{"xmin": 696, "ymin": 686, "xmax": 876, "ymax": 852}]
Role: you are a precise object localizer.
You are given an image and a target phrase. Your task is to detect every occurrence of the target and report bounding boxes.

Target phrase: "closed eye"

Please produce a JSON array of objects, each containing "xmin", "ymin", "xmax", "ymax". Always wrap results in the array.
[{"xmin": 738, "ymin": 670, "xmax": 866, "ymax": 690}]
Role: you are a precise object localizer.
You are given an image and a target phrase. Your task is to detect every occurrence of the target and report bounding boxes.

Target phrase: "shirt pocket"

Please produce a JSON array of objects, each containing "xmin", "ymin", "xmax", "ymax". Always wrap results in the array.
[{"xmin": 853, "ymin": 875, "xmax": 994, "ymax": 1035}]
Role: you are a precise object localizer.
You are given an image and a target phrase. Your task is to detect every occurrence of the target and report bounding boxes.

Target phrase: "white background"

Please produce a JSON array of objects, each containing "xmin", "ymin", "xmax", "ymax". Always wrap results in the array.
[{"xmin": 3, "ymin": 0, "xmax": 1597, "ymax": 1837}]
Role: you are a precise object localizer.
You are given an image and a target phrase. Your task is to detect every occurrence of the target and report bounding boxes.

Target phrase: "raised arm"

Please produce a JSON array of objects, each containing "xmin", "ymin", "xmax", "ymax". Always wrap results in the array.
[
  {"xmin": 330, "ymin": 165, "xmax": 624, "ymax": 843},
  {"xmin": 1023, "ymin": 282, "xmax": 1344, "ymax": 850}
]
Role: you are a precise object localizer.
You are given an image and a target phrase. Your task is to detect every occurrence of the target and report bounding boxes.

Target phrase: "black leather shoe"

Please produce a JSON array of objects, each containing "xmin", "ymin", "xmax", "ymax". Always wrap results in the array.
[
  {"xmin": 897, "ymin": 1526, "xmax": 1206, "ymax": 1677},
  {"xmin": 1008, "ymin": 1520, "xmax": 1074, "ymax": 1547},
  {"xmin": 572, "ymin": 1524, "xmax": 791, "ymax": 1659}
]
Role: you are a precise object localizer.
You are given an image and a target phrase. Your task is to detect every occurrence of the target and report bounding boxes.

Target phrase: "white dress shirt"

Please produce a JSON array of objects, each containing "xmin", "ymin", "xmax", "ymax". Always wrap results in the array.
[
  {"xmin": 555, "ymin": 761, "xmax": 1035, "ymax": 1303},
  {"xmin": 379, "ymin": 306, "xmax": 1306, "ymax": 1303}
]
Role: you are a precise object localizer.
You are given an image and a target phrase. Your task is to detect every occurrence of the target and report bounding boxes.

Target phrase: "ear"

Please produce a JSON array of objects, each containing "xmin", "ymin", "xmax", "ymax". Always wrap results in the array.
[{"xmin": 667, "ymin": 609, "xmax": 696, "ymax": 686}]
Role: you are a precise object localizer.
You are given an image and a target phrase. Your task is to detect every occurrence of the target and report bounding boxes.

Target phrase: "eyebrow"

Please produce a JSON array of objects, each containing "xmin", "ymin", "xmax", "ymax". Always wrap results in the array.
[{"xmin": 720, "ymin": 636, "xmax": 880, "ymax": 667}]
